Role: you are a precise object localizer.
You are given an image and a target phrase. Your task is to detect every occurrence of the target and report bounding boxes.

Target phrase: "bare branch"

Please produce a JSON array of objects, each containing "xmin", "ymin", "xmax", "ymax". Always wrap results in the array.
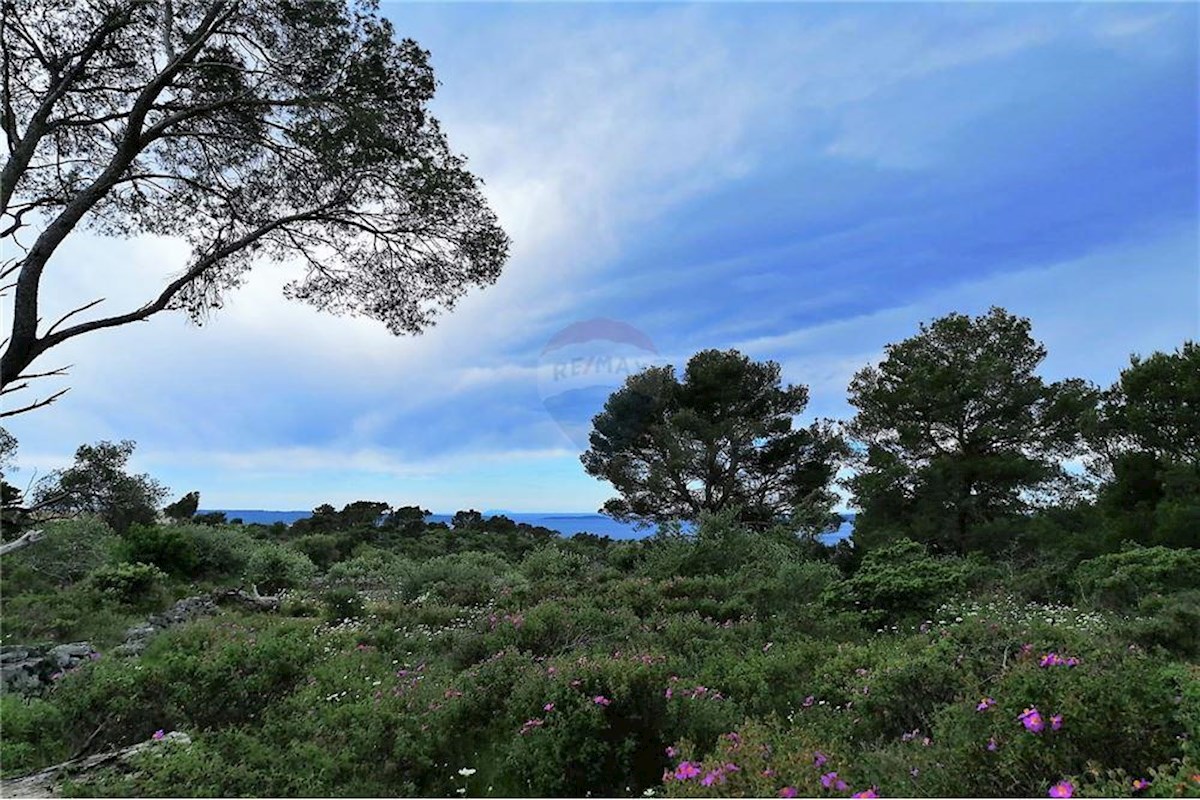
[
  {"xmin": 0, "ymin": 387, "xmax": 68, "ymax": 417},
  {"xmin": 44, "ymin": 297, "xmax": 104, "ymax": 336}
]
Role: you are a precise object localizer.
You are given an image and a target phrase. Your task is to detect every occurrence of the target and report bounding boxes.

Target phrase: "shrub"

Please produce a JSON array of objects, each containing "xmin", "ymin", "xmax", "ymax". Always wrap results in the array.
[
  {"xmin": 244, "ymin": 544, "xmax": 317, "ymax": 594},
  {"xmin": 402, "ymin": 551, "xmax": 524, "ymax": 606},
  {"xmin": 824, "ymin": 538, "xmax": 976, "ymax": 623},
  {"xmin": 322, "ymin": 587, "xmax": 365, "ymax": 621},
  {"xmin": 4, "ymin": 517, "xmax": 118, "ymax": 588},
  {"xmin": 85, "ymin": 561, "xmax": 167, "ymax": 606},
  {"xmin": 1075, "ymin": 546, "xmax": 1200, "ymax": 609},
  {"xmin": 119, "ymin": 524, "xmax": 198, "ymax": 577}
]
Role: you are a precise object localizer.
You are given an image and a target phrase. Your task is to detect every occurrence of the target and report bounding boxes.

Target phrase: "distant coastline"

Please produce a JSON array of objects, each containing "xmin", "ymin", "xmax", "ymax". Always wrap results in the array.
[{"xmin": 198, "ymin": 509, "xmax": 854, "ymax": 543}]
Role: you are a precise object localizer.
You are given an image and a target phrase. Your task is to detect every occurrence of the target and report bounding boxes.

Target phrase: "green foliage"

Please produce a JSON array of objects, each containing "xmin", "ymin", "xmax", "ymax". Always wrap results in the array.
[
  {"xmin": 119, "ymin": 524, "xmax": 200, "ymax": 576},
  {"xmin": 846, "ymin": 308, "xmax": 1096, "ymax": 555},
  {"xmin": 0, "ymin": 696, "xmax": 69, "ymax": 776},
  {"xmin": 400, "ymin": 551, "xmax": 525, "ymax": 606},
  {"xmin": 824, "ymin": 538, "xmax": 977, "ymax": 623},
  {"xmin": 3, "ymin": 517, "xmax": 118, "ymax": 589},
  {"xmin": 1074, "ymin": 546, "xmax": 1200, "ymax": 609},
  {"xmin": 31, "ymin": 441, "xmax": 168, "ymax": 535},
  {"xmin": 85, "ymin": 561, "xmax": 167, "ymax": 606},
  {"xmin": 322, "ymin": 587, "xmax": 365, "ymax": 621},
  {"xmin": 582, "ymin": 348, "xmax": 845, "ymax": 530},
  {"xmin": 243, "ymin": 544, "xmax": 317, "ymax": 594}
]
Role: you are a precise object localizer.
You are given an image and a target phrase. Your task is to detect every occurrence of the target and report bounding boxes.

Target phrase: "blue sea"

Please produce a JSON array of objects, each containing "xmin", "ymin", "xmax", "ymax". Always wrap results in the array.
[{"xmin": 201, "ymin": 509, "xmax": 854, "ymax": 544}]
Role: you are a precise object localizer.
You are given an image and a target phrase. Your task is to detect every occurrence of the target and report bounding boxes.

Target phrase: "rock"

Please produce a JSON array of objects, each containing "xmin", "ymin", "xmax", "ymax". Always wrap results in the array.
[
  {"xmin": 0, "ymin": 730, "xmax": 193, "ymax": 797},
  {"xmin": 0, "ymin": 642, "xmax": 99, "ymax": 697}
]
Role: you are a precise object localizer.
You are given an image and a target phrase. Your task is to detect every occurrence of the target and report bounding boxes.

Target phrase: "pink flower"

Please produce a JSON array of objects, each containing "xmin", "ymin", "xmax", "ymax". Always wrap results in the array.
[
  {"xmin": 570, "ymin": 679, "xmax": 582, "ymax": 687},
  {"xmin": 987, "ymin": 737, "xmax": 999, "ymax": 752},
  {"xmin": 852, "ymin": 790, "xmax": 879, "ymax": 799},
  {"xmin": 1051, "ymin": 714, "xmax": 1064, "ymax": 731},
  {"xmin": 593, "ymin": 695, "xmax": 611, "ymax": 706},
  {"xmin": 701, "ymin": 771, "xmax": 725, "ymax": 787},
  {"xmin": 803, "ymin": 695, "xmax": 815, "ymax": 707},
  {"xmin": 778, "ymin": 788, "xmax": 798, "ymax": 798},
  {"xmin": 543, "ymin": 703, "xmax": 555, "ymax": 712},
  {"xmin": 1048, "ymin": 780, "xmax": 1074, "ymax": 798},
  {"xmin": 977, "ymin": 697, "xmax": 995, "ymax": 712},
  {"xmin": 763, "ymin": 642, "xmax": 774, "ymax": 652},
  {"xmin": 674, "ymin": 761, "xmax": 701, "ymax": 781},
  {"xmin": 762, "ymin": 769, "xmax": 777, "ymax": 778},
  {"xmin": 1132, "ymin": 779, "xmax": 1152, "ymax": 791},
  {"xmin": 821, "ymin": 772, "xmax": 847, "ymax": 791},
  {"xmin": 813, "ymin": 750, "xmax": 828, "ymax": 768},
  {"xmin": 723, "ymin": 763, "xmax": 739, "ymax": 773},
  {"xmin": 1019, "ymin": 707, "xmax": 1046, "ymax": 733},
  {"xmin": 666, "ymin": 746, "xmax": 679, "ymax": 758},
  {"xmin": 152, "ymin": 729, "xmax": 165, "ymax": 741},
  {"xmin": 665, "ymin": 687, "xmax": 673, "ymax": 699}
]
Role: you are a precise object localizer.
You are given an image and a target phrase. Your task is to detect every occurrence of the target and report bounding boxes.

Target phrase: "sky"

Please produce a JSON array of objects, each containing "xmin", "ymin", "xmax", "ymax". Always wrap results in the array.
[{"xmin": 3, "ymin": 2, "xmax": 1197, "ymax": 513}]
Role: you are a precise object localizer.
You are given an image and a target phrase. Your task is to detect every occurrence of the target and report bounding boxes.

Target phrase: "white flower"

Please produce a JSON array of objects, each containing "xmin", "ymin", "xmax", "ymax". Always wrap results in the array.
[{"xmin": 458, "ymin": 768, "xmax": 477, "ymax": 777}]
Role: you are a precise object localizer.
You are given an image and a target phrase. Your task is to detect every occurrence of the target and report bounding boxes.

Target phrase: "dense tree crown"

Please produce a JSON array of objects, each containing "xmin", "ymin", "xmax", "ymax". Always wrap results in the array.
[
  {"xmin": 845, "ymin": 308, "xmax": 1096, "ymax": 554},
  {"xmin": 1088, "ymin": 342, "xmax": 1200, "ymax": 549},
  {"xmin": 0, "ymin": 0, "xmax": 508, "ymax": 414},
  {"xmin": 581, "ymin": 348, "xmax": 844, "ymax": 533},
  {"xmin": 32, "ymin": 439, "xmax": 167, "ymax": 534}
]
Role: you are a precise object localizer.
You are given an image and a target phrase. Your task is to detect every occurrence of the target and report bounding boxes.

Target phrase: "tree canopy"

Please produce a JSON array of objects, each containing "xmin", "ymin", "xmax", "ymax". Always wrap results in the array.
[
  {"xmin": 581, "ymin": 348, "xmax": 844, "ymax": 533},
  {"xmin": 0, "ymin": 0, "xmax": 508, "ymax": 414},
  {"xmin": 32, "ymin": 439, "xmax": 168, "ymax": 534},
  {"xmin": 845, "ymin": 307, "xmax": 1096, "ymax": 554}
]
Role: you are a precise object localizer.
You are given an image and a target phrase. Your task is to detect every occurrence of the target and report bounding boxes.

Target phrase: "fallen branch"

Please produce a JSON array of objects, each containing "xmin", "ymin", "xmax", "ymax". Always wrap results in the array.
[{"xmin": 0, "ymin": 527, "xmax": 44, "ymax": 555}]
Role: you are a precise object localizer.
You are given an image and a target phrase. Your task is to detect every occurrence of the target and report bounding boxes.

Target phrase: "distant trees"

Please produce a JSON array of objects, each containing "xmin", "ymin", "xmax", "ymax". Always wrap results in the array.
[
  {"xmin": 1088, "ymin": 342, "xmax": 1199, "ymax": 548},
  {"xmin": 0, "ymin": 0, "xmax": 508, "ymax": 415},
  {"xmin": 581, "ymin": 349, "xmax": 844, "ymax": 533},
  {"xmin": 32, "ymin": 440, "xmax": 167, "ymax": 534},
  {"xmin": 845, "ymin": 308, "xmax": 1096, "ymax": 555}
]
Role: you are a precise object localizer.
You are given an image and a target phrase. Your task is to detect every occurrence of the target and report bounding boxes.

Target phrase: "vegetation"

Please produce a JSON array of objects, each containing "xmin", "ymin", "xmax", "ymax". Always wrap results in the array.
[
  {"xmin": 0, "ymin": 310, "xmax": 1196, "ymax": 798},
  {"xmin": 582, "ymin": 348, "xmax": 844, "ymax": 532}
]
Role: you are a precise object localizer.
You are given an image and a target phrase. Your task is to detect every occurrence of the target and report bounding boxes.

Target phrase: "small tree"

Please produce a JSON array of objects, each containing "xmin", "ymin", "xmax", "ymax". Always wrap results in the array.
[
  {"xmin": 163, "ymin": 490, "xmax": 200, "ymax": 522},
  {"xmin": 846, "ymin": 308, "xmax": 1095, "ymax": 554},
  {"xmin": 581, "ymin": 348, "xmax": 844, "ymax": 533},
  {"xmin": 32, "ymin": 439, "xmax": 168, "ymax": 534}
]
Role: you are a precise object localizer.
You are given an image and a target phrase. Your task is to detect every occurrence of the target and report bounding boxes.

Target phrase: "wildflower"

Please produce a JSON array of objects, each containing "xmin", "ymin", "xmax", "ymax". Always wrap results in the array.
[
  {"xmin": 152, "ymin": 729, "xmax": 165, "ymax": 741},
  {"xmin": 593, "ymin": 695, "xmax": 611, "ymax": 706},
  {"xmin": 701, "ymin": 771, "xmax": 723, "ymax": 787},
  {"xmin": 1019, "ymin": 707, "xmax": 1046, "ymax": 733},
  {"xmin": 665, "ymin": 687, "xmax": 673, "ymax": 699},
  {"xmin": 458, "ymin": 768, "xmax": 477, "ymax": 777},
  {"xmin": 821, "ymin": 772, "xmax": 847, "ymax": 790},
  {"xmin": 1048, "ymin": 780, "xmax": 1074, "ymax": 798},
  {"xmin": 1132, "ymin": 779, "xmax": 1151, "ymax": 791},
  {"xmin": 89, "ymin": 652, "xmax": 102, "ymax": 661},
  {"xmin": 813, "ymin": 750, "xmax": 828, "ymax": 768},
  {"xmin": 666, "ymin": 746, "xmax": 679, "ymax": 758},
  {"xmin": 987, "ymin": 737, "xmax": 999, "ymax": 752},
  {"xmin": 977, "ymin": 697, "xmax": 995, "ymax": 712},
  {"xmin": 674, "ymin": 761, "xmax": 701, "ymax": 781},
  {"xmin": 763, "ymin": 642, "xmax": 774, "ymax": 652},
  {"xmin": 723, "ymin": 763, "xmax": 739, "ymax": 773},
  {"xmin": 778, "ymin": 788, "xmax": 798, "ymax": 798},
  {"xmin": 1051, "ymin": 714, "xmax": 1064, "ymax": 731},
  {"xmin": 852, "ymin": 789, "xmax": 879, "ymax": 799},
  {"xmin": 762, "ymin": 769, "xmax": 776, "ymax": 778},
  {"xmin": 544, "ymin": 703, "xmax": 555, "ymax": 712},
  {"xmin": 910, "ymin": 767, "xmax": 920, "ymax": 778},
  {"xmin": 803, "ymin": 695, "xmax": 815, "ymax": 707}
]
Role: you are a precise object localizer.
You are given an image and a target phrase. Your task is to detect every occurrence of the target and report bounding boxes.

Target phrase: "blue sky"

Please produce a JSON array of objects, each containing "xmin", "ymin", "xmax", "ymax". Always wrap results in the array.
[{"xmin": 4, "ymin": 2, "xmax": 1197, "ymax": 513}]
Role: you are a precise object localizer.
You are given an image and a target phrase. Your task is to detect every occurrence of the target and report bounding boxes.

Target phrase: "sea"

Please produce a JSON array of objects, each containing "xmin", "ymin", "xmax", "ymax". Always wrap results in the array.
[{"xmin": 199, "ymin": 509, "xmax": 855, "ymax": 544}]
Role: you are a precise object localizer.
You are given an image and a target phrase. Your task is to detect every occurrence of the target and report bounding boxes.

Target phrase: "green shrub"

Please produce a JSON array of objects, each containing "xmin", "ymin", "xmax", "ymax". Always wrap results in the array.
[
  {"xmin": 0, "ymin": 695, "xmax": 70, "ymax": 776},
  {"xmin": 824, "ymin": 538, "xmax": 976, "ymax": 623},
  {"xmin": 402, "ymin": 551, "xmax": 524, "ymax": 606},
  {"xmin": 119, "ymin": 524, "xmax": 199, "ymax": 577},
  {"xmin": 1075, "ymin": 546, "xmax": 1200, "ymax": 609},
  {"xmin": 3, "ymin": 517, "xmax": 118, "ymax": 589},
  {"xmin": 322, "ymin": 587, "xmax": 365, "ymax": 621},
  {"xmin": 1125, "ymin": 590, "xmax": 1200, "ymax": 657},
  {"xmin": 85, "ymin": 561, "xmax": 167, "ymax": 606},
  {"xmin": 243, "ymin": 544, "xmax": 317, "ymax": 594}
]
